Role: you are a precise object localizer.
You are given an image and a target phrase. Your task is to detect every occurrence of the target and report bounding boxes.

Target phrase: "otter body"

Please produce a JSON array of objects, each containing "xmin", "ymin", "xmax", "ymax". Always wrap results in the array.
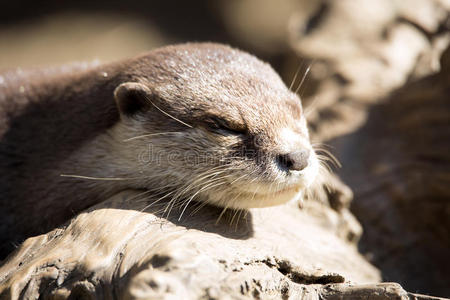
[
  {"xmin": 0, "ymin": 62, "xmax": 124, "ymax": 257},
  {"xmin": 0, "ymin": 43, "xmax": 318, "ymax": 258}
]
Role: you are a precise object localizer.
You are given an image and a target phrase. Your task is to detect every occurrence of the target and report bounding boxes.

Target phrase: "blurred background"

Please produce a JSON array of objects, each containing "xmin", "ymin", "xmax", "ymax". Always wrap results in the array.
[{"xmin": 1, "ymin": 0, "xmax": 449, "ymax": 297}]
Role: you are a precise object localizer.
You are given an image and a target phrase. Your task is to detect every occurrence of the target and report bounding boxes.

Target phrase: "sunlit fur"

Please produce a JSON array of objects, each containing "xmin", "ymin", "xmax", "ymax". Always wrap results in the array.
[
  {"xmin": 101, "ymin": 123, "xmax": 320, "ymax": 213},
  {"xmin": 80, "ymin": 44, "xmax": 322, "ymax": 213},
  {"xmin": 0, "ymin": 43, "xmax": 329, "ymax": 258}
]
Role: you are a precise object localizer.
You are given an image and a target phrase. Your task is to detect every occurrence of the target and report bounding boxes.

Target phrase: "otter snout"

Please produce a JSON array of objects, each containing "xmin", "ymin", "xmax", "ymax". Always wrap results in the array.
[{"xmin": 276, "ymin": 149, "xmax": 310, "ymax": 172}]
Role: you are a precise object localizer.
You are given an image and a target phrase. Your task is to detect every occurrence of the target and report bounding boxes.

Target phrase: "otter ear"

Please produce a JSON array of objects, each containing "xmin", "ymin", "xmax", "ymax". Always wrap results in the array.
[{"xmin": 114, "ymin": 82, "xmax": 153, "ymax": 117}]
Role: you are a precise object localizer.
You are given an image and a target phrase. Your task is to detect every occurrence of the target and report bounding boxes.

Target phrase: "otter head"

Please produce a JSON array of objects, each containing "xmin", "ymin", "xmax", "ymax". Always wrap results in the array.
[{"xmin": 112, "ymin": 43, "xmax": 319, "ymax": 209}]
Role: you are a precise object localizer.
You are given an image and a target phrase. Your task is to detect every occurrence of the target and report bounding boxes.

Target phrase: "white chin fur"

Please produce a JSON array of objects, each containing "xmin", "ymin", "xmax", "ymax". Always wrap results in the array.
[
  {"xmin": 204, "ymin": 183, "xmax": 304, "ymax": 209},
  {"xmin": 242, "ymin": 188, "xmax": 304, "ymax": 208},
  {"xmin": 203, "ymin": 153, "xmax": 319, "ymax": 209}
]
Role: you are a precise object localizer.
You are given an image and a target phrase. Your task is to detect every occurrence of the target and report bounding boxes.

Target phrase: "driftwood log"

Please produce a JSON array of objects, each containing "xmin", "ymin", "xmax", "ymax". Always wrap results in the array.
[
  {"xmin": 329, "ymin": 45, "xmax": 450, "ymax": 297},
  {"xmin": 0, "ymin": 175, "xmax": 441, "ymax": 299},
  {"xmin": 0, "ymin": 184, "xmax": 382, "ymax": 299},
  {"xmin": 282, "ymin": 0, "xmax": 450, "ymax": 296}
]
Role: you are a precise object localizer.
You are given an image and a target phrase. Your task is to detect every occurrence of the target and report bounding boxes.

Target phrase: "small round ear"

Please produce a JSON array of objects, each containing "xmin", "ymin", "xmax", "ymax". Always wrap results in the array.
[{"xmin": 114, "ymin": 82, "xmax": 153, "ymax": 117}]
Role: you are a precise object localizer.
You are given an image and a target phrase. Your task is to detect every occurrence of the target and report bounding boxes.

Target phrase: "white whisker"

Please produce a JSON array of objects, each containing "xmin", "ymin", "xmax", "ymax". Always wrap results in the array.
[
  {"xmin": 295, "ymin": 62, "xmax": 312, "ymax": 94},
  {"xmin": 144, "ymin": 95, "xmax": 193, "ymax": 128},
  {"xmin": 141, "ymin": 191, "xmax": 176, "ymax": 212},
  {"xmin": 178, "ymin": 180, "xmax": 228, "ymax": 221},
  {"xmin": 123, "ymin": 132, "xmax": 182, "ymax": 142},
  {"xmin": 289, "ymin": 61, "xmax": 304, "ymax": 91},
  {"xmin": 215, "ymin": 206, "xmax": 229, "ymax": 225},
  {"xmin": 60, "ymin": 174, "xmax": 142, "ymax": 181}
]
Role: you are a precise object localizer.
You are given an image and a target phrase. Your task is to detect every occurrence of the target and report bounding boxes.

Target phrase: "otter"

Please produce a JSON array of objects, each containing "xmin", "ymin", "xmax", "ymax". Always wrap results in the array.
[{"xmin": 0, "ymin": 43, "xmax": 319, "ymax": 258}]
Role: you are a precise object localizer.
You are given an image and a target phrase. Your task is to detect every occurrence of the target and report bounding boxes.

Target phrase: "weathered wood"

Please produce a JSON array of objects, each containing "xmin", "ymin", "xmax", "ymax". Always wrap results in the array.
[
  {"xmin": 330, "ymin": 45, "xmax": 450, "ymax": 297},
  {"xmin": 1, "ymin": 187, "xmax": 381, "ymax": 299}
]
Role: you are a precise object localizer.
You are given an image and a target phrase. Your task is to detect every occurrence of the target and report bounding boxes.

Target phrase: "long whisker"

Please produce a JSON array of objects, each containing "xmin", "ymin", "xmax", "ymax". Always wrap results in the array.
[
  {"xmin": 123, "ymin": 132, "xmax": 182, "ymax": 142},
  {"xmin": 171, "ymin": 168, "xmax": 230, "ymax": 204},
  {"xmin": 141, "ymin": 191, "xmax": 176, "ymax": 212},
  {"xmin": 316, "ymin": 154, "xmax": 340, "ymax": 168},
  {"xmin": 134, "ymin": 182, "xmax": 181, "ymax": 203},
  {"xmin": 289, "ymin": 61, "xmax": 304, "ymax": 91},
  {"xmin": 230, "ymin": 208, "xmax": 241, "ymax": 227},
  {"xmin": 175, "ymin": 172, "xmax": 234, "ymax": 209},
  {"xmin": 314, "ymin": 150, "xmax": 341, "ymax": 168},
  {"xmin": 126, "ymin": 189, "xmax": 154, "ymax": 203},
  {"xmin": 229, "ymin": 173, "xmax": 249, "ymax": 185},
  {"xmin": 178, "ymin": 180, "xmax": 229, "ymax": 221},
  {"xmin": 60, "ymin": 174, "xmax": 142, "ymax": 181},
  {"xmin": 295, "ymin": 62, "xmax": 312, "ymax": 94},
  {"xmin": 189, "ymin": 200, "xmax": 211, "ymax": 217},
  {"xmin": 174, "ymin": 164, "xmax": 235, "ymax": 192},
  {"xmin": 144, "ymin": 95, "xmax": 193, "ymax": 128},
  {"xmin": 227, "ymin": 189, "xmax": 246, "ymax": 209},
  {"xmin": 215, "ymin": 206, "xmax": 229, "ymax": 224},
  {"xmin": 234, "ymin": 209, "xmax": 245, "ymax": 231},
  {"xmin": 177, "ymin": 176, "xmax": 229, "ymax": 208},
  {"xmin": 168, "ymin": 161, "xmax": 244, "ymax": 220}
]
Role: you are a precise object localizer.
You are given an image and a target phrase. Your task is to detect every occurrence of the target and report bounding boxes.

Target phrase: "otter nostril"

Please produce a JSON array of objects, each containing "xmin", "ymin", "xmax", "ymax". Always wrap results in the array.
[
  {"xmin": 276, "ymin": 154, "xmax": 293, "ymax": 171},
  {"xmin": 276, "ymin": 149, "xmax": 310, "ymax": 172}
]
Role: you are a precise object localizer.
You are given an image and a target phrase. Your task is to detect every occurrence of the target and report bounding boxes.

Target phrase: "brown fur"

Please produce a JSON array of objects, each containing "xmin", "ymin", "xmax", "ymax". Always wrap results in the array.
[{"xmin": 0, "ymin": 43, "xmax": 317, "ymax": 258}]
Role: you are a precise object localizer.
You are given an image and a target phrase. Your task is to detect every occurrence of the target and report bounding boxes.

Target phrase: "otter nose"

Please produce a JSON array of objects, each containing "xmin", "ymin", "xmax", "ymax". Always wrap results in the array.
[{"xmin": 276, "ymin": 149, "xmax": 310, "ymax": 172}]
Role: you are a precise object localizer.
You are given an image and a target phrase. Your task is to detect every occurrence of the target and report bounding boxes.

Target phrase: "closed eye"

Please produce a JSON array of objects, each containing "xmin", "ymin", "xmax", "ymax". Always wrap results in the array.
[{"xmin": 204, "ymin": 116, "xmax": 246, "ymax": 136}]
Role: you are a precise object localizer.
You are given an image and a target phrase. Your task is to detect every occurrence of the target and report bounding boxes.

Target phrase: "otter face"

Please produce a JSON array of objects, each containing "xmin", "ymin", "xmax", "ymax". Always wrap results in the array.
[{"xmin": 113, "ymin": 44, "xmax": 319, "ymax": 209}]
